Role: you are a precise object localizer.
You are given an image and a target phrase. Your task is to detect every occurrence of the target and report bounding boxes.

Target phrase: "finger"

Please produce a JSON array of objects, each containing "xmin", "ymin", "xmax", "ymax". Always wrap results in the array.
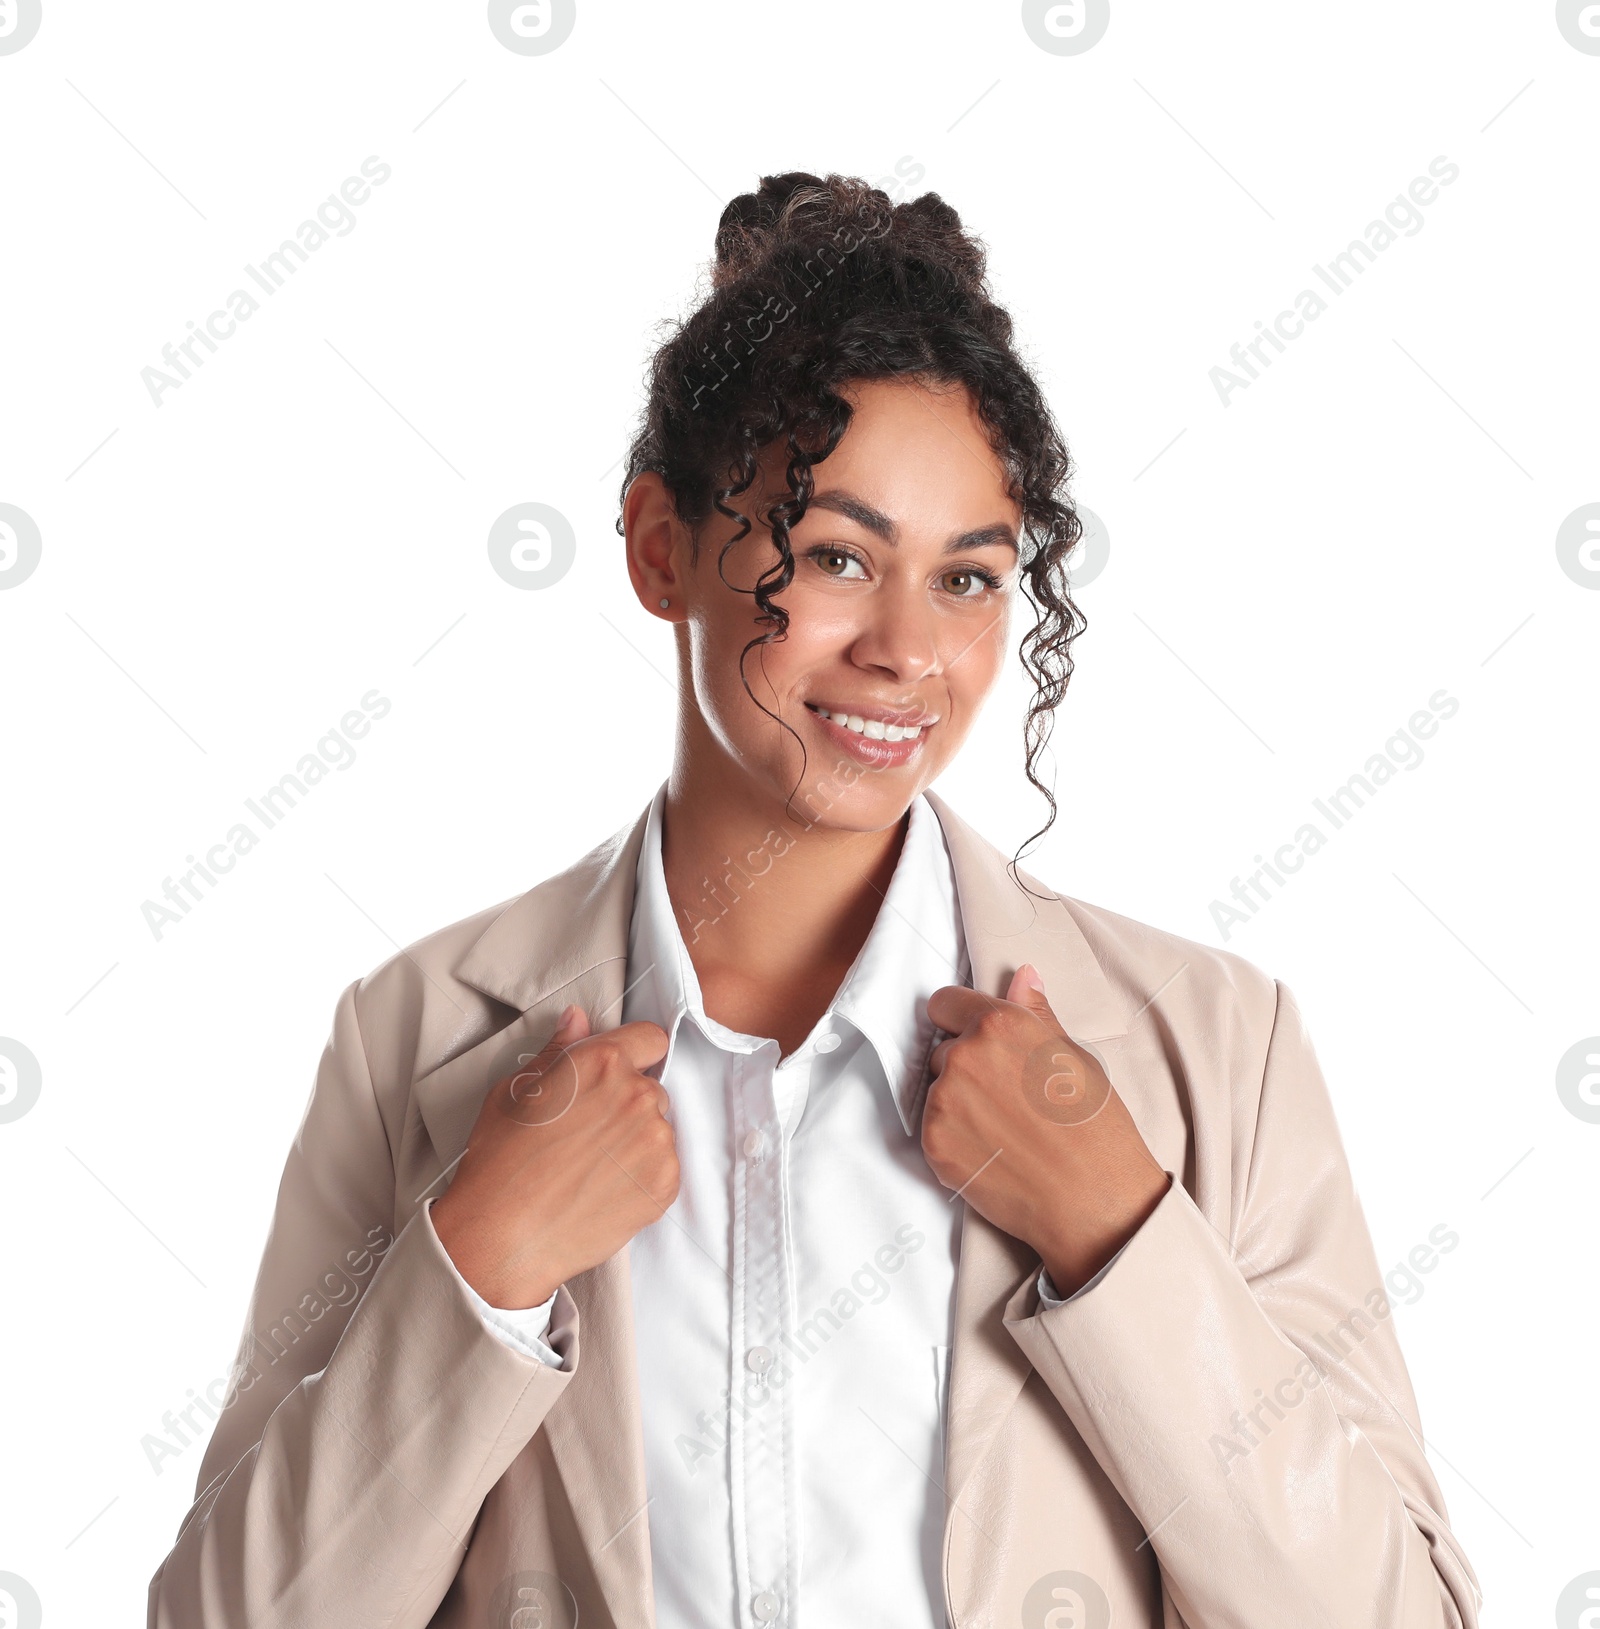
[
  {"xmin": 928, "ymin": 1036, "xmax": 955, "ymax": 1079},
  {"xmin": 553, "ymin": 1003, "xmax": 591, "ymax": 1045},
  {"xmin": 500, "ymin": 1009, "xmax": 587, "ymax": 1124},
  {"xmin": 606, "ymin": 1019, "xmax": 671, "ymax": 1069},
  {"xmin": 1004, "ymin": 963, "xmax": 1057, "ymax": 1020},
  {"xmin": 510, "ymin": 1004, "xmax": 589, "ymax": 1080},
  {"xmin": 927, "ymin": 983, "xmax": 1002, "ymax": 1035}
]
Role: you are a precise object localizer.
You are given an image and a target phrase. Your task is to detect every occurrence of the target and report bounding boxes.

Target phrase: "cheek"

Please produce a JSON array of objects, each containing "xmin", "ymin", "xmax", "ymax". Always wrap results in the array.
[
  {"xmin": 686, "ymin": 592, "xmax": 832, "ymax": 740},
  {"xmin": 786, "ymin": 594, "xmax": 874, "ymax": 660},
  {"xmin": 700, "ymin": 593, "xmax": 855, "ymax": 703},
  {"xmin": 939, "ymin": 602, "xmax": 1011, "ymax": 706}
]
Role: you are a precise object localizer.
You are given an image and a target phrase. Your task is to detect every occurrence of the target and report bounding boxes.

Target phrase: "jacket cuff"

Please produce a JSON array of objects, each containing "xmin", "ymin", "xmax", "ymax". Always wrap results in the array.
[
  {"xmin": 424, "ymin": 1199, "xmax": 569, "ymax": 1369},
  {"xmin": 1036, "ymin": 1234, "xmax": 1135, "ymax": 1308}
]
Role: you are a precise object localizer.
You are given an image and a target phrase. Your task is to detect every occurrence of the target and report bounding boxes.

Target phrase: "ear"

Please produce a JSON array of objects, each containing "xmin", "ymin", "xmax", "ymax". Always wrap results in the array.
[
  {"xmin": 622, "ymin": 471, "xmax": 689, "ymax": 623},
  {"xmin": 1004, "ymin": 962, "xmax": 1054, "ymax": 1018}
]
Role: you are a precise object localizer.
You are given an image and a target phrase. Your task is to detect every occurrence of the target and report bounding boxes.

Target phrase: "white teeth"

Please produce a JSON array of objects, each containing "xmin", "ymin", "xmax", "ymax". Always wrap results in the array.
[{"xmin": 810, "ymin": 705, "xmax": 924, "ymax": 741}]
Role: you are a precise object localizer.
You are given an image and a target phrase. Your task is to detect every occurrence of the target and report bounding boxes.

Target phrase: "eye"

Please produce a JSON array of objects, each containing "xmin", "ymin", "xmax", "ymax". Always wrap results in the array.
[
  {"xmin": 808, "ymin": 546, "xmax": 868, "ymax": 580},
  {"xmin": 939, "ymin": 566, "xmax": 1003, "ymax": 598}
]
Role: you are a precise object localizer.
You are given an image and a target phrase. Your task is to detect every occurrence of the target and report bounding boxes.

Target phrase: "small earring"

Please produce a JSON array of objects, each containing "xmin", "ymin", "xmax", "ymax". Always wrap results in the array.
[{"xmin": 659, "ymin": 597, "xmax": 670, "ymax": 609}]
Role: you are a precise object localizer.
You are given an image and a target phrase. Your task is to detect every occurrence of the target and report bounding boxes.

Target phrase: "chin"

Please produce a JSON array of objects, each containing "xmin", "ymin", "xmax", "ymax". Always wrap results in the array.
[{"xmin": 775, "ymin": 762, "xmax": 930, "ymax": 836}]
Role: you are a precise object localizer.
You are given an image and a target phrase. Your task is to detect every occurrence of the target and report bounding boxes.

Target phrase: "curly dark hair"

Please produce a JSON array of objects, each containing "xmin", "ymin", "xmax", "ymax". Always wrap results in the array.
[{"xmin": 615, "ymin": 169, "xmax": 1086, "ymax": 856}]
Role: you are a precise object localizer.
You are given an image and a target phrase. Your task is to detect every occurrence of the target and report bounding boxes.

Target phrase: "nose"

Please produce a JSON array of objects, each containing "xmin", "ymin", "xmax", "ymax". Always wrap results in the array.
[{"xmin": 847, "ymin": 579, "xmax": 941, "ymax": 688}]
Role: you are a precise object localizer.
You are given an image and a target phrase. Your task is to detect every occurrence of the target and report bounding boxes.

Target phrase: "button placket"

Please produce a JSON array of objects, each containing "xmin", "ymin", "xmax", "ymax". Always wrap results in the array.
[{"xmin": 727, "ymin": 1048, "xmax": 791, "ymax": 1627}]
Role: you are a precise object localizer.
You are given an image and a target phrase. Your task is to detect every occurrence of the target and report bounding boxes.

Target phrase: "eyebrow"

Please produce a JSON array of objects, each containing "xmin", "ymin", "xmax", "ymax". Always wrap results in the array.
[{"xmin": 801, "ymin": 489, "xmax": 1019, "ymax": 556}]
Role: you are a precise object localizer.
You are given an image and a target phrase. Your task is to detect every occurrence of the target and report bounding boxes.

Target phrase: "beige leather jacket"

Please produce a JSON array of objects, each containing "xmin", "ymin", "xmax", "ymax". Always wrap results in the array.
[{"xmin": 148, "ymin": 794, "xmax": 1483, "ymax": 1628}]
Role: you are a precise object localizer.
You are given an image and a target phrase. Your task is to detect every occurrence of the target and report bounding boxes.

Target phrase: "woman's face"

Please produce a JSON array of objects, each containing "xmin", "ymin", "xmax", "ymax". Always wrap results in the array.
[{"xmin": 628, "ymin": 377, "xmax": 1024, "ymax": 834}]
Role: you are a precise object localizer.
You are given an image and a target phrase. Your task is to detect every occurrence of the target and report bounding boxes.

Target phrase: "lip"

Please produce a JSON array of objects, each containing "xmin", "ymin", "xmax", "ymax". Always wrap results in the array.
[{"xmin": 803, "ymin": 701, "xmax": 936, "ymax": 768}]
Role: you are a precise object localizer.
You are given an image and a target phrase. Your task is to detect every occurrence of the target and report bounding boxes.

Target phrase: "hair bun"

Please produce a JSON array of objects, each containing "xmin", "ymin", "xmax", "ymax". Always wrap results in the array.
[
  {"xmin": 713, "ymin": 171, "xmax": 834, "ymax": 285},
  {"xmin": 892, "ymin": 190, "xmax": 988, "ymax": 293},
  {"xmin": 711, "ymin": 170, "xmax": 988, "ymax": 298}
]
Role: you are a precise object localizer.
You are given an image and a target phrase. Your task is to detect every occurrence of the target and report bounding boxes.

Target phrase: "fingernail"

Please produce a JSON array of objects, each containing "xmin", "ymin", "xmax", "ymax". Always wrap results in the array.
[{"xmin": 557, "ymin": 1003, "xmax": 579, "ymax": 1027}]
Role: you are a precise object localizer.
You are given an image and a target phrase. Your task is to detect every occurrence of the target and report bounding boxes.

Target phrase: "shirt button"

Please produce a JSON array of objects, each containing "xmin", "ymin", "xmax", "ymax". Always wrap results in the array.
[
  {"xmin": 814, "ymin": 1031, "xmax": 841, "ymax": 1054},
  {"xmin": 745, "ymin": 1344, "xmax": 774, "ymax": 1375},
  {"xmin": 742, "ymin": 1129, "xmax": 766, "ymax": 1161},
  {"xmin": 752, "ymin": 1591, "xmax": 779, "ymax": 1622}
]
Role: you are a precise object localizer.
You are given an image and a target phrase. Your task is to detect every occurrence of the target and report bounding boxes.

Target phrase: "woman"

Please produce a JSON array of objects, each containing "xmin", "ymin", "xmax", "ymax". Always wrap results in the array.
[{"xmin": 149, "ymin": 173, "xmax": 1482, "ymax": 1629}]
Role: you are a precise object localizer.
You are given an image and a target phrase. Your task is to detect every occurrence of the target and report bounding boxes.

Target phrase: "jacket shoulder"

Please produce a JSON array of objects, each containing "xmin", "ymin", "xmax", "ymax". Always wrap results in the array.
[
  {"xmin": 337, "ymin": 808, "xmax": 646, "ymax": 1099},
  {"xmin": 1049, "ymin": 886, "xmax": 1285, "ymax": 1039},
  {"xmin": 1043, "ymin": 890, "xmax": 1304, "ymax": 1156},
  {"xmin": 1059, "ymin": 889, "xmax": 1277, "ymax": 994},
  {"xmin": 343, "ymin": 892, "xmax": 526, "ymax": 1102}
]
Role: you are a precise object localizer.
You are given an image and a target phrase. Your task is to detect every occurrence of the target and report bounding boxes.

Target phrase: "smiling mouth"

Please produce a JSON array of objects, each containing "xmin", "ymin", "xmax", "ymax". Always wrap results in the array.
[{"xmin": 803, "ymin": 701, "xmax": 939, "ymax": 742}]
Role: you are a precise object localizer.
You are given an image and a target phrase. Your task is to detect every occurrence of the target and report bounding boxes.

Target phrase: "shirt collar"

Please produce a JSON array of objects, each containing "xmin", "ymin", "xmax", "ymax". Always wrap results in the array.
[{"xmin": 622, "ymin": 783, "xmax": 968, "ymax": 1136}]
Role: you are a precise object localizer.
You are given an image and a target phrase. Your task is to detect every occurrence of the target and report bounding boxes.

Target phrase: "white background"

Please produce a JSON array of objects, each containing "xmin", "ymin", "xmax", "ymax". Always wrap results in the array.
[{"xmin": 1, "ymin": 2, "xmax": 1595, "ymax": 1624}]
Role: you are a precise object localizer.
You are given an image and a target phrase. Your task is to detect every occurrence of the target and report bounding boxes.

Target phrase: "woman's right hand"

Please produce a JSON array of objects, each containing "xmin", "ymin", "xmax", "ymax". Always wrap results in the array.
[{"xmin": 430, "ymin": 1006, "xmax": 675, "ymax": 1310}]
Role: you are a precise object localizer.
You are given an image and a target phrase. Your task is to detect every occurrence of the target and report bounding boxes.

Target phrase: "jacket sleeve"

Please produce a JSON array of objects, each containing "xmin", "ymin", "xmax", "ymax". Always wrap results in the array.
[
  {"xmin": 147, "ymin": 977, "xmax": 580, "ymax": 1629},
  {"xmin": 1003, "ymin": 979, "xmax": 1483, "ymax": 1629}
]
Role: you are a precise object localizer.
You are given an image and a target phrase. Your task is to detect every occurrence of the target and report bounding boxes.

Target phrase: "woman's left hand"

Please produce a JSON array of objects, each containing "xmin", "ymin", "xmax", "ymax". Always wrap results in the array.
[{"xmin": 922, "ymin": 965, "xmax": 1172, "ymax": 1297}]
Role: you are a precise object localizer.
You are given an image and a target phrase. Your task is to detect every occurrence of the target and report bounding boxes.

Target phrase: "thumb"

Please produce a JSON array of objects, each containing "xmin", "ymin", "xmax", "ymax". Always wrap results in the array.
[
  {"xmin": 503, "ymin": 1004, "xmax": 589, "ymax": 1122},
  {"xmin": 549, "ymin": 1002, "xmax": 591, "ymax": 1048},
  {"xmin": 1005, "ymin": 963, "xmax": 1053, "ymax": 1016}
]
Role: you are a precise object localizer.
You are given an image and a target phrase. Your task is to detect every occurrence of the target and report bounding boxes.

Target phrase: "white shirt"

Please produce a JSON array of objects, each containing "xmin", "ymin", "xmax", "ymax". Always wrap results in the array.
[{"xmin": 446, "ymin": 787, "xmax": 1116, "ymax": 1627}]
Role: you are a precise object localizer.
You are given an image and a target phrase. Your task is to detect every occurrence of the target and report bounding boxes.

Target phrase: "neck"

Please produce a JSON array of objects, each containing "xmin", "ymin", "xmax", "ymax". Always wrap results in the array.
[{"xmin": 661, "ymin": 743, "xmax": 909, "ymax": 1054}]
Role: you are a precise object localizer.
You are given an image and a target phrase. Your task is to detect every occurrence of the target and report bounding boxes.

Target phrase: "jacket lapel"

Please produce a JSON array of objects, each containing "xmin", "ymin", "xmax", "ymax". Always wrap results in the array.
[
  {"xmin": 924, "ymin": 792, "xmax": 1134, "ymax": 1511},
  {"xmin": 412, "ymin": 811, "xmax": 649, "ymax": 1169},
  {"xmin": 412, "ymin": 805, "xmax": 656, "ymax": 1629}
]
